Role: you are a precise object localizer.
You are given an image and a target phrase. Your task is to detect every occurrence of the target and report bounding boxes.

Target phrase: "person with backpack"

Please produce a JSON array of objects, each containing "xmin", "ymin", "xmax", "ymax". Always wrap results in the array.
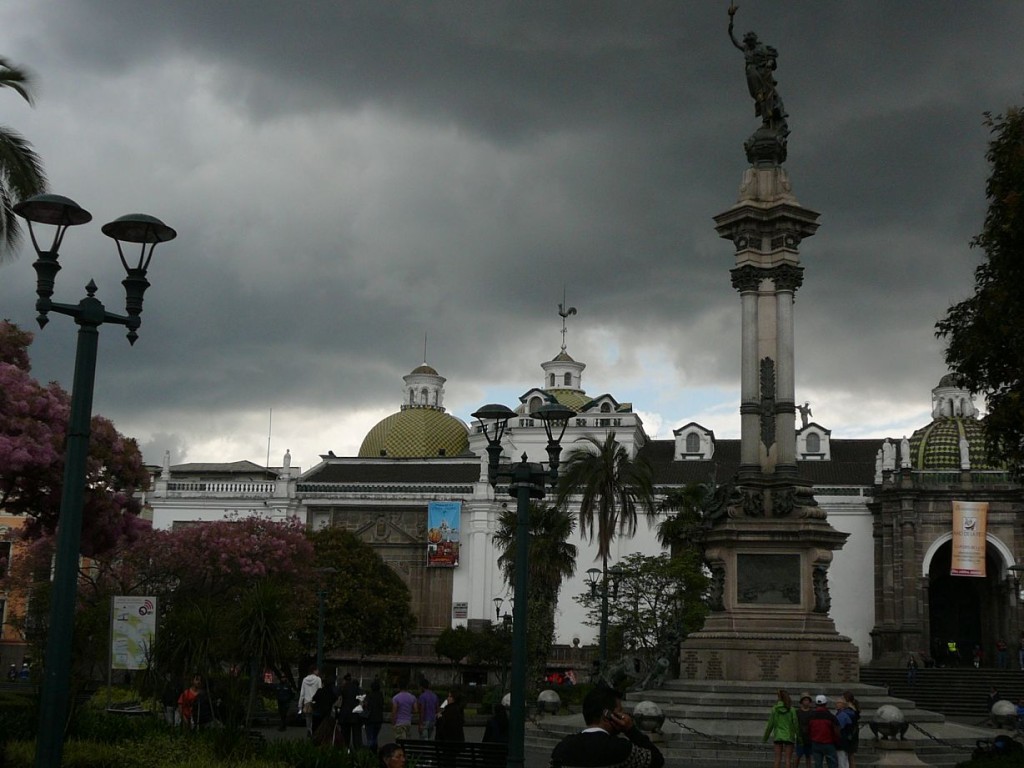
[
  {"xmin": 764, "ymin": 688, "xmax": 799, "ymax": 768},
  {"xmin": 839, "ymin": 692, "xmax": 861, "ymax": 768},
  {"xmin": 807, "ymin": 695, "xmax": 840, "ymax": 768}
]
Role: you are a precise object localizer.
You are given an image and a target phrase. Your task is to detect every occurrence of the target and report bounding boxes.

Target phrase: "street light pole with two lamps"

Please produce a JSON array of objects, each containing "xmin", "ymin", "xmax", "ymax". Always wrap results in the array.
[
  {"xmin": 472, "ymin": 401, "xmax": 574, "ymax": 768},
  {"xmin": 14, "ymin": 193, "xmax": 176, "ymax": 768}
]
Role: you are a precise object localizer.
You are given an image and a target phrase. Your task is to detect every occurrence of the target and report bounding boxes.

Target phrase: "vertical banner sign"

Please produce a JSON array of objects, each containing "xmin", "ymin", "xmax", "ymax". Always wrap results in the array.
[
  {"xmin": 951, "ymin": 501, "xmax": 988, "ymax": 577},
  {"xmin": 427, "ymin": 501, "xmax": 461, "ymax": 567},
  {"xmin": 111, "ymin": 596, "xmax": 157, "ymax": 670}
]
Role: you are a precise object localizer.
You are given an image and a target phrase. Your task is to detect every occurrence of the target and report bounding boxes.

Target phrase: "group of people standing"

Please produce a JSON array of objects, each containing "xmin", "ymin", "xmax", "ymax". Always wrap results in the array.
[
  {"xmin": 763, "ymin": 689, "xmax": 860, "ymax": 768},
  {"xmin": 292, "ymin": 667, "xmax": 480, "ymax": 756},
  {"xmin": 389, "ymin": 679, "xmax": 466, "ymax": 742},
  {"xmin": 295, "ymin": 665, "xmax": 387, "ymax": 751}
]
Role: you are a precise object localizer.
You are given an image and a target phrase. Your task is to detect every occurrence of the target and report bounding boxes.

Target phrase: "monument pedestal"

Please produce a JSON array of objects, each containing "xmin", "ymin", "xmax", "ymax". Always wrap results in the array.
[{"xmin": 680, "ymin": 479, "xmax": 860, "ymax": 683}]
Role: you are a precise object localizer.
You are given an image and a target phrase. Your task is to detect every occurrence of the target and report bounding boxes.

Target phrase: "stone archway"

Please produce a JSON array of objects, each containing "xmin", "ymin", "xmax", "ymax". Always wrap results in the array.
[{"xmin": 923, "ymin": 535, "xmax": 1011, "ymax": 667}]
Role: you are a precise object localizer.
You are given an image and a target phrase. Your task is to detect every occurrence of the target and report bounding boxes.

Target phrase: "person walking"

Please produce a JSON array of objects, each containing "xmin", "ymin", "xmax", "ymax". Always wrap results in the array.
[
  {"xmin": 297, "ymin": 665, "xmax": 323, "ymax": 738},
  {"xmin": 417, "ymin": 679, "xmax": 441, "ymax": 740},
  {"xmin": 336, "ymin": 673, "xmax": 364, "ymax": 750},
  {"xmin": 482, "ymin": 694, "xmax": 509, "ymax": 745},
  {"xmin": 839, "ymin": 692, "xmax": 861, "ymax": 768},
  {"xmin": 795, "ymin": 693, "xmax": 814, "ymax": 768},
  {"xmin": 391, "ymin": 681, "xmax": 418, "ymax": 741},
  {"xmin": 550, "ymin": 686, "xmax": 664, "ymax": 768},
  {"xmin": 436, "ymin": 690, "xmax": 466, "ymax": 743},
  {"xmin": 807, "ymin": 695, "xmax": 840, "ymax": 768},
  {"xmin": 764, "ymin": 689, "xmax": 799, "ymax": 768},
  {"xmin": 275, "ymin": 678, "xmax": 294, "ymax": 731},
  {"xmin": 364, "ymin": 679, "xmax": 386, "ymax": 752}
]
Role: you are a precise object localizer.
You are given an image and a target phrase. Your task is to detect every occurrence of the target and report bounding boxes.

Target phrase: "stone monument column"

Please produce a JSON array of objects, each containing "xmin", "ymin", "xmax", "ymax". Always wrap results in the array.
[{"xmin": 678, "ymin": 9, "xmax": 860, "ymax": 683}]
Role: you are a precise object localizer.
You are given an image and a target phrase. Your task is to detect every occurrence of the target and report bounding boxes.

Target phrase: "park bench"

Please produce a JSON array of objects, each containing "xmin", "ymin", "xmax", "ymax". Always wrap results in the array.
[{"xmin": 398, "ymin": 738, "xmax": 507, "ymax": 767}]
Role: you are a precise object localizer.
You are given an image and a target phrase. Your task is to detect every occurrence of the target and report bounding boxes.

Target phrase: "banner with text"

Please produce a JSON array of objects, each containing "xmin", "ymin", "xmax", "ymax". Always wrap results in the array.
[
  {"xmin": 111, "ymin": 596, "xmax": 157, "ymax": 670},
  {"xmin": 951, "ymin": 500, "xmax": 988, "ymax": 577},
  {"xmin": 427, "ymin": 501, "xmax": 461, "ymax": 567}
]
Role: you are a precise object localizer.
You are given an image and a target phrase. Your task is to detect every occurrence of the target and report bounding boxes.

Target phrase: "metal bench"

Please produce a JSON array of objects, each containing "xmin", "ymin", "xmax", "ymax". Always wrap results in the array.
[{"xmin": 397, "ymin": 738, "xmax": 507, "ymax": 767}]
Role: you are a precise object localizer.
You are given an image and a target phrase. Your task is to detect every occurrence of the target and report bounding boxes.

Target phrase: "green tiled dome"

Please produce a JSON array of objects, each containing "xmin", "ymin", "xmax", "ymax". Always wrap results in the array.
[
  {"xmin": 544, "ymin": 389, "xmax": 590, "ymax": 411},
  {"xmin": 358, "ymin": 407, "xmax": 469, "ymax": 458},
  {"xmin": 908, "ymin": 417, "xmax": 997, "ymax": 470}
]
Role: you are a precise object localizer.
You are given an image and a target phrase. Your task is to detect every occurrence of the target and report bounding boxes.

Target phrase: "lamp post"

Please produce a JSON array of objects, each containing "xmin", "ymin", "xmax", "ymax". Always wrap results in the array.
[
  {"xmin": 315, "ymin": 567, "xmax": 337, "ymax": 673},
  {"xmin": 473, "ymin": 401, "xmax": 574, "ymax": 768},
  {"xmin": 585, "ymin": 563, "xmax": 623, "ymax": 673},
  {"xmin": 14, "ymin": 194, "xmax": 175, "ymax": 768}
]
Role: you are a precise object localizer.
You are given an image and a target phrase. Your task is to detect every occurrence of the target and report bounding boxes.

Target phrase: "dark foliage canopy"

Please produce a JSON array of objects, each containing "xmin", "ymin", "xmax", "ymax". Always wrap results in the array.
[{"xmin": 937, "ymin": 107, "xmax": 1024, "ymax": 475}]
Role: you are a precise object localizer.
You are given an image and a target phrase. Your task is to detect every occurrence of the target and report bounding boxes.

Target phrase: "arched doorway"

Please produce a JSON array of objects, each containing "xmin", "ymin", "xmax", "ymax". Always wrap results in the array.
[{"xmin": 927, "ymin": 541, "xmax": 1004, "ymax": 666}]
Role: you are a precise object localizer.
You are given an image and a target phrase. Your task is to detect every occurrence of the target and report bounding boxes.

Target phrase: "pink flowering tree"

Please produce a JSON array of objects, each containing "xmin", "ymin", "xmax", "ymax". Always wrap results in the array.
[
  {"xmin": 0, "ymin": 321, "xmax": 150, "ymax": 556},
  {"xmin": 5, "ymin": 515, "xmax": 317, "ymax": 726}
]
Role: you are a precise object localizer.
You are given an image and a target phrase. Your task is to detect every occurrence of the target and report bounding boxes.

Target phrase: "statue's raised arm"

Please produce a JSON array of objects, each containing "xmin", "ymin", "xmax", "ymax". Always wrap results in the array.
[{"xmin": 727, "ymin": 2, "xmax": 744, "ymax": 51}]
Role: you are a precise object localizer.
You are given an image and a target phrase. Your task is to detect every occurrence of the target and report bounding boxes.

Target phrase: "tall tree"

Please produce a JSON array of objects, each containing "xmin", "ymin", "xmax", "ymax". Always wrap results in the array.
[
  {"xmin": 0, "ymin": 321, "xmax": 149, "ymax": 555},
  {"xmin": 555, "ymin": 433, "xmax": 655, "ymax": 670},
  {"xmin": 0, "ymin": 56, "xmax": 47, "ymax": 261},
  {"xmin": 310, "ymin": 527, "xmax": 417, "ymax": 657},
  {"xmin": 493, "ymin": 502, "xmax": 577, "ymax": 690},
  {"xmin": 937, "ymin": 107, "xmax": 1024, "ymax": 476}
]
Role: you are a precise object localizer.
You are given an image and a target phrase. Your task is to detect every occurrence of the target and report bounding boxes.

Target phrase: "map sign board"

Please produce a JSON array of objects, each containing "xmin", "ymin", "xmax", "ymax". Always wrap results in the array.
[{"xmin": 111, "ymin": 596, "xmax": 157, "ymax": 670}]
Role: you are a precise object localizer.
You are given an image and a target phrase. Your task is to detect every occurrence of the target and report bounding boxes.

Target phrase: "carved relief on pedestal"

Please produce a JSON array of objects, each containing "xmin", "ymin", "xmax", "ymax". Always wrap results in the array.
[{"xmin": 760, "ymin": 357, "xmax": 776, "ymax": 450}]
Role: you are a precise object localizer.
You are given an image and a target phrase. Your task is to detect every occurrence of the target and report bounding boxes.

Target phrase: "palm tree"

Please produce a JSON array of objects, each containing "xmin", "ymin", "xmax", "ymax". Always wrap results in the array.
[
  {"xmin": 554, "ymin": 432, "xmax": 656, "ymax": 668},
  {"xmin": 493, "ymin": 502, "xmax": 577, "ymax": 692},
  {"xmin": 0, "ymin": 56, "xmax": 47, "ymax": 261}
]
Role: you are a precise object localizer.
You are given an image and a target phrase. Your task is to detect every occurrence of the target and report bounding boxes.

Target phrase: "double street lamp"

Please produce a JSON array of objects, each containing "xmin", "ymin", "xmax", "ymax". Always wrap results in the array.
[
  {"xmin": 14, "ymin": 194, "xmax": 175, "ymax": 768},
  {"xmin": 472, "ymin": 401, "xmax": 574, "ymax": 768}
]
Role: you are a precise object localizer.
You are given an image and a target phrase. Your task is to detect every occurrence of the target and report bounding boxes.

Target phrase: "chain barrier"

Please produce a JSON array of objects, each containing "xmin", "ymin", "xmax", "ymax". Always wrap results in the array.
[
  {"xmin": 666, "ymin": 715, "xmax": 773, "ymax": 751},
  {"xmin": 906, "ymin": 722, "xmax": 974, "ymax": 752}
]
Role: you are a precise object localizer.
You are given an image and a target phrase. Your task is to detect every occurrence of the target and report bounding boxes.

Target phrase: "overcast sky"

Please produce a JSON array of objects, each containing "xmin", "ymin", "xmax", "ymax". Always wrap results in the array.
[{"xmin": 1, "ymin": 2, "xmax": 1020, "ymax": 471}]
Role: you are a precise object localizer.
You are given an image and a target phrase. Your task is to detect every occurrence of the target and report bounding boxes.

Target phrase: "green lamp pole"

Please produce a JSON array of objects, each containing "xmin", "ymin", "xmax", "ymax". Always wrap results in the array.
[
  {"xmin": 14, "ymin": 194, "xmax": 175, "ymax": 768},
  {"xmin": 473, "ymin": 401, "xmax": 573, "ymax": 768}
]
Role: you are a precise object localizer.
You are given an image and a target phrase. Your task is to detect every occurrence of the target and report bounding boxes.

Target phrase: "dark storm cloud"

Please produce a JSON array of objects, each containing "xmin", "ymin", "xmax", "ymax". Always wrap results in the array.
[{"xmin": 1, "ymin": 1, "xmax": 1022, "ymax": 464}]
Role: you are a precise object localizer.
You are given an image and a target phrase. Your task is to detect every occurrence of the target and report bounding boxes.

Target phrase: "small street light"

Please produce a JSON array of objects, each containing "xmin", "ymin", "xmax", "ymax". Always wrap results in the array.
[
  {"xmin": 14, "ymin": 193, "xmax": 175, "ymax": 768},
  {"xmin": 472, "ymin": 400, "xmax": 573, "ymax": 768},
  {"xmin": 584, "ymin": 563, "xmax": 624, "ymax": 672}
]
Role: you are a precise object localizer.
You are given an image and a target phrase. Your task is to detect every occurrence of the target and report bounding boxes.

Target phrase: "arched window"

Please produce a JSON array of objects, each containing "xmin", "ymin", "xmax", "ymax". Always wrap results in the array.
[
  {"xmin": 529, "ymin": 396, "xmax": 543, "ymax": 414},
  {"xmin": 685, "ymin": 433, "xmax": 701, "ymax": 453},
  {"xmin": 806, "ymin": 432, "xmax": 821, "ymax": 453},
  {"xmin": 600, "ymin": 403, "xmax": 611, "ymax": 413},
  {"xmin": 420, "ymin": 388, "xmax": 429, "ymax": 404},
  {"xmin": 549, "ymin": 374, "xmax": 556, "ymax": 387},
  {"xmin": 564, "ymin": 372, "xmax": 572, "ymax": 386},
  {"xmin": 409, "ymin": 390, "xmax": 415, "ymax": 405}
]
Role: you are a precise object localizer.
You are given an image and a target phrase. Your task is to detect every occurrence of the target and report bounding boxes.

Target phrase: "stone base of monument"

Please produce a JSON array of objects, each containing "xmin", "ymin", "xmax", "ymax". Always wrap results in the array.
[
  {"xmin": 874, "ymin": 740, "xmax": 931, "ymax": 767},
  {"xmin": 679, "ymin": 632, "xmax": 860, "ymax": 683}
]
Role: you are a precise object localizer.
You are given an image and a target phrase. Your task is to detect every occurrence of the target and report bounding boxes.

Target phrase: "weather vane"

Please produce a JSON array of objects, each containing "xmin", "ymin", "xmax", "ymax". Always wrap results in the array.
[{"xmin": 558, "ymin": 287, "xmax": 577, "ymax": 353}]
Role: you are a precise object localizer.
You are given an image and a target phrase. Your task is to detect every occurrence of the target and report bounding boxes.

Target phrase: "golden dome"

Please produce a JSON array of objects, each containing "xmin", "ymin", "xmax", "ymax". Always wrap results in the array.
[
  {"xmin": 358, "ymin": 407, "xmax": 469, "ymax": 458},
  {"xmin": 908, "ymin": 417, "xmax": 997, "ymax": 470}
]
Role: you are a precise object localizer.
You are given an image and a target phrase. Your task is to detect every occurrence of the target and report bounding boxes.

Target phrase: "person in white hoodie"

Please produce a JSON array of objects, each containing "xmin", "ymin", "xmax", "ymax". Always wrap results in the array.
[{"xmin": 297, "ymin": 666, "xmax": 323, "ymax": 737}]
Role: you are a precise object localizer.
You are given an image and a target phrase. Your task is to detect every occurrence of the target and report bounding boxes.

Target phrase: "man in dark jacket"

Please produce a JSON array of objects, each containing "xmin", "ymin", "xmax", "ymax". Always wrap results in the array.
[
  {"xmin": 807, "ymin": 695, "xmax": 840, "ymax": 768},
  {"xmin": 550, "ymin": 686, "xmax": 664, "ymax": 768}
]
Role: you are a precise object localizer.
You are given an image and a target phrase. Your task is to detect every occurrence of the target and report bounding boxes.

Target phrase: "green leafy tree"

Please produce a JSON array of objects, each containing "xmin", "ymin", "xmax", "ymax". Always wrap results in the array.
[
  {"xmin": 937, "ymin": 107, "xmax": 1024, "ymax": 475},
  {"xmin": 575, "ymin": 552, "xmax": 708, "ymax": 678},
  {"xmin": 657, "ymin": 483, "xmax": 712, "ymax": 557},
  {"xmin": 434, "ymin": 625, "xmax": 474, "ymax": 684},
  {"xmin": 310, "ymin": 527, "xmax": 416, "ymax": 657},
  {"xmin": 492, "ymin": 502, "xmax": 577, "ymax": 691},
  {"xmin": 0, "ymin": 56, "xmax": 47, "ymax": 260}
]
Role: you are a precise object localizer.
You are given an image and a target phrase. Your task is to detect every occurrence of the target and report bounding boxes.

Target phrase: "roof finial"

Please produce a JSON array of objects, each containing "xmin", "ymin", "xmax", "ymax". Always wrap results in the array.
[
  {"xmin": 423, "ymin": 331, "xmax": 428, "ymax": 364},
  {"xmin": 558, "ymin": 287, "xmax": 577, "ymax": 353}
]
